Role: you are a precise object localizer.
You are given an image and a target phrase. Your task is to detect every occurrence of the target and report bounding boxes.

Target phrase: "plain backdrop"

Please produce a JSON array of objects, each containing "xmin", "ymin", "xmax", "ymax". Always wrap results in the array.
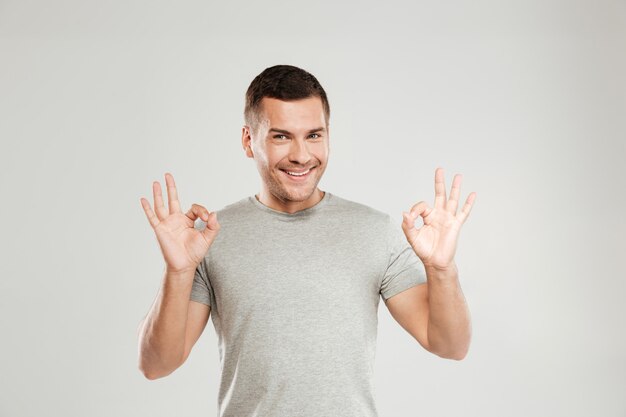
[{"xmin": 1, "ymin": 1, "xmax": 625, "ymax": 416}]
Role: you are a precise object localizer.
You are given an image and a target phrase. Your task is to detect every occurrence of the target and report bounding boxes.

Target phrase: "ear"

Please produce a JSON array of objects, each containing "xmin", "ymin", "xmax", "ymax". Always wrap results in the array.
[{"xmin": 242, "ymin": 125, "xmax": 254, "ymax": 158}]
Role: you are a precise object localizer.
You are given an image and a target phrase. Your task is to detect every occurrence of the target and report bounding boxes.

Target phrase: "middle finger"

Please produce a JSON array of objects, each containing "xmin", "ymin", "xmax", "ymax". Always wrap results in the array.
[
  {"xmin": 164, "ymin": 173, "xmax": 182, "ymax": 214},
  {"xmin": 434, "ymin": 167, "xmax": 447, "ymax": 210},
  {"xmin": 447, "ymin": 174, "xmax": 462, "ymax": 215},
  {"xmin": 153, "ymin": 181, "xmax": 168, "ymax": 220}
]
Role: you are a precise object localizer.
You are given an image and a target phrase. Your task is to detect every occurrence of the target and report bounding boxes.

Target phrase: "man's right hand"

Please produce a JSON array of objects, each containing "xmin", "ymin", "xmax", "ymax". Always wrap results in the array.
[{"xmin": 140, "ymin": 172, "xmax": 220, "ymax": 275}]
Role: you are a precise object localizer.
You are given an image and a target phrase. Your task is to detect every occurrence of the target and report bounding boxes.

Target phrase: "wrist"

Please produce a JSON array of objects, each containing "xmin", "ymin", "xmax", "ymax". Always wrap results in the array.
[
  {"xmin": 424, "ymin": 261, "xmax": 458, "ymax": 278},
  {"xmin": 164, "ymin": 265, "xmax": 196, "ymax": 279}
]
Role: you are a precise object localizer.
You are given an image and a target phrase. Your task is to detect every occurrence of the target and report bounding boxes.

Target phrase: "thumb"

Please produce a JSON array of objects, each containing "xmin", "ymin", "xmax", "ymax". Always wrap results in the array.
[
  {"xmin": 201, "ymin": 212, "xmax": 220, "ymax": 241},
  {"xmin": 401, "ymin": 211, "xmax": 417, "ymax": 232},
  {"xmin": 401, "ymin": 211, "xmax": 420, "ymax": 249}
]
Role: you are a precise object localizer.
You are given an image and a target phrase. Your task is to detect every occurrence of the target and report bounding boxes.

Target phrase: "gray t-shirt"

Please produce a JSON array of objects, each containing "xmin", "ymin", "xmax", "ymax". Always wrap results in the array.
[{"xmin": 191, "ymin": 191, "xmax": 427, "ymax": 417}]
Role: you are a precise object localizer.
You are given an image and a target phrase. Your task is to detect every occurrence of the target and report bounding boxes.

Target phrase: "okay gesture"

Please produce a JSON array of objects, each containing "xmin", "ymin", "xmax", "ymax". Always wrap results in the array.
[{"xmin": 401, "ymin": 167, "xmax": 476, "ymax": 271}]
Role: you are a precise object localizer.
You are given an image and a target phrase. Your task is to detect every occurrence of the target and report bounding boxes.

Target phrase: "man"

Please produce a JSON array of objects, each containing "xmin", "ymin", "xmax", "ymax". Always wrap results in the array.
[{"xmin": 137, "ymin": 64, "xmax": 476, "ymax": 416}]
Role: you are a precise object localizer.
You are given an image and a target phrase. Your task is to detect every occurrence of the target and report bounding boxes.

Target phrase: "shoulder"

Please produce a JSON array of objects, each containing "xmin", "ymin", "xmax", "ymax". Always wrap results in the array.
[
  {"xmin": 326, "ymin": 193, "xmax": 391, "ymax": 224},
  {"xmin": 193, "ymin": 196, "xmax": 252, "ymax": 232},
  {"xmin": 215, "ymin": 196, "xmax": 253, "ymax": 218}
]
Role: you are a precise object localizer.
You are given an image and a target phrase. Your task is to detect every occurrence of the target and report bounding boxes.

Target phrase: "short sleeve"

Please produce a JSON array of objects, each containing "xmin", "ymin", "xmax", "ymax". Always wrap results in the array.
[
  {"xmin": 190, "ymin": 259, "xmax": 216, "ymax": 311},
  {"xmin": 379, "ymin": 214, "xmax": 427, "ymax": 301}
]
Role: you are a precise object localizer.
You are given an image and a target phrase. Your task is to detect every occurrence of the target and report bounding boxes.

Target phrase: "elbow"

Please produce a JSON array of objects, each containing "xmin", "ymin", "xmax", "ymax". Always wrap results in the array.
[
  {"xmin": 139, "ymin": 361, "xmax": 174, "ymax": 380},
  {"xmin": 143, "ymin": 372, "xmax": 167, "ymax": 381},
  {"xmin": 138, "ymin": 360, "xmax": 160, "ymax": 380},
  {"xmin": 444, "ymin": 348, "xmax": 469, "ymax": 361},
  {"xmin": 138, "ymin": 362, "xmax": 159, "ymax": 381},
  {"xmin": 432, "ymin": 346, "xmax": 469, "ymax": 361},
  {"xmin": 137, "ymin": 339, "xmax": 185, "ymax": 380},
  {"xmin": 426, "ymin": 327, "xmax": 471, "ymax": 361},
  {"xmin": 138, "ymin": 353, "xmax": 181, "ymax": 380},
  {"xmin": 140, "ymin": 368, "xmax": 159, "ymax": 380},
  {"xmin": 426, "ymin": 337, "xmax": 471, "ymax": 361}
]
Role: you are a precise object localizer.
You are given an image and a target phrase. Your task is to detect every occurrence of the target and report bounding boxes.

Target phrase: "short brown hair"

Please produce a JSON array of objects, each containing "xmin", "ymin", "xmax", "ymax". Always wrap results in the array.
[{"xmin": 244, "ymin": 64, "xmax": 330, "ymax": 134}]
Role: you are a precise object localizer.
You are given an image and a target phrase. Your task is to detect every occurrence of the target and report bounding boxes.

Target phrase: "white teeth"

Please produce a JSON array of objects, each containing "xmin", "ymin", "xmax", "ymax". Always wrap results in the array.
[{"xmin": 285, "ymin": 168, "xmax": 310, "ymax": 176}]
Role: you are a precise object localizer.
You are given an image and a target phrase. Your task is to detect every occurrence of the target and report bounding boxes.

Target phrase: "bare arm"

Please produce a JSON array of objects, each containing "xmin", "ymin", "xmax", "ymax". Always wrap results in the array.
[
  {"xmin": 393, "ymin": 167, "xmax": 476, "ymax": 360},
  {"xmin": 385, "ymin": 262, "xmax": 471, "ymax": 360},
  {"xmin": 423, "ymin": 263, "xmax": 471, "ymax": 359},
  {"xmin": 137, "ymin": 268, "xmax": 211, "ymax": 379},
  {"xmin": 137, "ymin": 172, "xmax": 219, "ymax": 380}
]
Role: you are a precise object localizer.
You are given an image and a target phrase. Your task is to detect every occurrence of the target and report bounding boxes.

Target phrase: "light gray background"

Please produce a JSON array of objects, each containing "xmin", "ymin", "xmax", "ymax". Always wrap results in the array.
[{"xmin": 1, "ymin": 1, "xmax": 624, "ymax": 416}]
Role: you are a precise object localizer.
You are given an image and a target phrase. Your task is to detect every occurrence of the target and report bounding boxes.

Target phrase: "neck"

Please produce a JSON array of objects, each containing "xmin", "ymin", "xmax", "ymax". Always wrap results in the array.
[{"xmin": 256, "ymin": 188, "xmax": 325, "ymax": 214}]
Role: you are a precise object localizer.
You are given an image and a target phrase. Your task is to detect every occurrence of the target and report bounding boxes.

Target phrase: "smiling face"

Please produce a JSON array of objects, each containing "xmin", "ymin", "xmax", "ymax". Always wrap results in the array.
[{"xmin": 241, "ymin": 96, "xmax": 330, "ymax": 214}]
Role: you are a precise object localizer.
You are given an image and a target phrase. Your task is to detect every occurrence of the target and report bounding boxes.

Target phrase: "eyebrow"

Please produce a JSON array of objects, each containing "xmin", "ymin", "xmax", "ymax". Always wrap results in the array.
[{"xmin": 268, "ymin": 127, "xmax": 326, "ymax": 135}]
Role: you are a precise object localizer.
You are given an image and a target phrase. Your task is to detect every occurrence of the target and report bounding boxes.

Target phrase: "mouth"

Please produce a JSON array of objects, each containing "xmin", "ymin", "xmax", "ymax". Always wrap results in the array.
[{"xmin": 280, "ymin": 166, "xmax": 316, "ymax": 181}]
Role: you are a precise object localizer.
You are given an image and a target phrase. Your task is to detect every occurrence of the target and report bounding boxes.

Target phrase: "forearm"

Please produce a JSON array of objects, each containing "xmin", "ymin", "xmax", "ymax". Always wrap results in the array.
[
  {"xmin": 138, "ymin": 268, "xmax": 195, "ymax": 379},
  {"xmin": 425, "ymin": 262, "xmax": 471, "ymax": 360}
]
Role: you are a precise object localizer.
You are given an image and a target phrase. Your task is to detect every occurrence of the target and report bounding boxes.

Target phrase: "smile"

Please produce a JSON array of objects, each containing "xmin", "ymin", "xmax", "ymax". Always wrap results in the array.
[{"xmin": 280, "ymin": 167, "xmax": 315, "ymax": 181}]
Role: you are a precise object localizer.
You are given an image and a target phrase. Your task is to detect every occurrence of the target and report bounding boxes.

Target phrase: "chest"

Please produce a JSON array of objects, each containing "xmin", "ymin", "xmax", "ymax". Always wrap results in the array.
[{"xmin": 206, "ymin": 218, "xmax": 387, "ymax": 331}]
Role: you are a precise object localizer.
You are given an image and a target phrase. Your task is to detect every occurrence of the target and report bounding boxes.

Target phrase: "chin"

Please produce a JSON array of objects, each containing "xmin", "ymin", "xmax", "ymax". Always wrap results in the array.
[
  {"xmin": 265, "ymin": 168, "xmax": 323, "ymax": 203},
  {"xmin": 282, "ymin": 188, "xmax": 316, "ymax": 202}
]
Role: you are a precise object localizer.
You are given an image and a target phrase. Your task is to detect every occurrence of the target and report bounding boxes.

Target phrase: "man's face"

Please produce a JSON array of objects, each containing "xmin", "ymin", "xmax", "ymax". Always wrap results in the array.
[{"xmin": 241, "ymin": 96, "xmax": 329, "ymax": 213}]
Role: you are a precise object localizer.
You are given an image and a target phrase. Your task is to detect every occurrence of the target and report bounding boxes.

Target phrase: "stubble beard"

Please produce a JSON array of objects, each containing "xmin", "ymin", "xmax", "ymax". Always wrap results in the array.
[{"xmin": 265, "ymin": 164, "xmax": 322, "ymax": 203}]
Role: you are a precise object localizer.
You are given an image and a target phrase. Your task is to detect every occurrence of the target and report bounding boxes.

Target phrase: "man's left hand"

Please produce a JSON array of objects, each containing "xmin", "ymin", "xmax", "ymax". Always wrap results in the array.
[{"xmin": 401, "ymin": 167, "xmax": 476, "ymax": 271}]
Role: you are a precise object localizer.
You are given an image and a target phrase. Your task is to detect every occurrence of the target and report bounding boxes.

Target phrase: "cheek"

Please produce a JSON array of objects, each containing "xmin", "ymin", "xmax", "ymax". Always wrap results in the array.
[
  {"xmin": 273, "ymin": 151, "xmax": 293, "ymax": 167},
  {"xmin": 254, "ymin": 146, "xmax": 273, "ymax": 166},
  {"xmin": 315, "ymin": 144, "xmax": 329, "ymax": 161}
]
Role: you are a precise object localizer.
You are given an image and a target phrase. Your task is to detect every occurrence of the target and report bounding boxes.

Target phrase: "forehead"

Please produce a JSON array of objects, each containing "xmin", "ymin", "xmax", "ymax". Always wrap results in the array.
[{"xmin": 258, "ymin": 96, "xmax": 326, "ymax": 129}]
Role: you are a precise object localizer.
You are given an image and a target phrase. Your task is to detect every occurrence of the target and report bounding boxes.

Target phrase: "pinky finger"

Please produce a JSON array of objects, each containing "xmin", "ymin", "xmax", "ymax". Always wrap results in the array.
[
  {"xmin": 140, "ymin": 197, "xmax": 160, "ymax": 228},
  {"xmin": 457, "ymin": 192, "xmax": 476, "ymax": 224}
]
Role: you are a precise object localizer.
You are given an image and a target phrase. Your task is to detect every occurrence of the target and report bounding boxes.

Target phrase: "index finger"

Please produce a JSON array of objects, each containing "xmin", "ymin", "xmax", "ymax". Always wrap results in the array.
[{"xmin": 164, "ymin": 172, "xmax": 182, "ymax": 214}]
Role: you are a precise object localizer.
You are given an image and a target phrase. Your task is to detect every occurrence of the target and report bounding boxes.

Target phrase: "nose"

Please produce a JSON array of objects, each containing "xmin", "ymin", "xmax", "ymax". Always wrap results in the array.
[{"xmin": 288, "ymin": 137, "xmax": 312, "ymax": 165}]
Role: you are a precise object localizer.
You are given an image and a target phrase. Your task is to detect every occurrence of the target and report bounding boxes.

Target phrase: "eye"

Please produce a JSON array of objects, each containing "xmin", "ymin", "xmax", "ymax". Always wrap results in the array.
[
  {"xmin": 308, "ymin": 133, "xmax": 321, "ymax": 139},
  {"xmin": 273, "ymin": 134, "xmax": 288, "ymax": 140}
]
